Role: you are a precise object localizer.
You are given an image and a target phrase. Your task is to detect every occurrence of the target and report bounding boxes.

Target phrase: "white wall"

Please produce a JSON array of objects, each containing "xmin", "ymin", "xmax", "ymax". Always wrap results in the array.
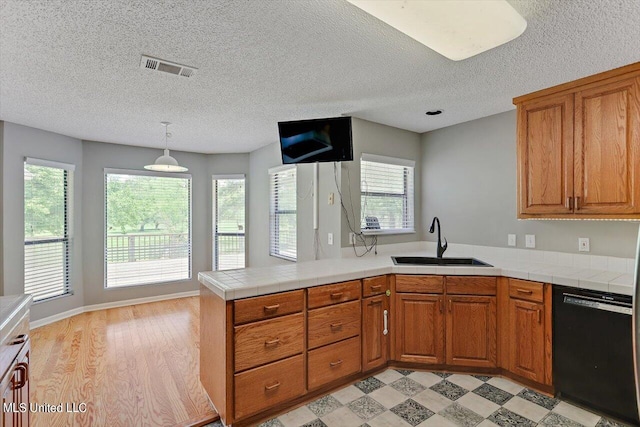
[
  {"xmin": 421, "ymin": 111, "xmax": 639, "ymax": 258},
  {"xmin": 2, "ymin": 122, "xmax": 85, "ymax": 320}
]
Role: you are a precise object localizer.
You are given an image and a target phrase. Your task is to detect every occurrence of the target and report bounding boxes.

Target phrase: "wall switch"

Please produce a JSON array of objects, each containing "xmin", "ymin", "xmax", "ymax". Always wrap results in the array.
[
  {"xmin": 525, "ymin": 234, "xmax": 536, "ymax": 248},
  {"xmin": 328, "ymin": 233, "xmax": 333, "ymax": 245},
  {"xmin": 349, "ymin": 232, "xmax": 356, "ymax": 245},
  {"xmin": 579, "ymin": 237, "xmax": 590, "ymax": 252},
  {"xmin": 508, "ymin": 234, "xmax": 516, "ymax": 247},
  {"xmin": 328, "ymin": 193, "xmax": 334, "ymax": 205}
]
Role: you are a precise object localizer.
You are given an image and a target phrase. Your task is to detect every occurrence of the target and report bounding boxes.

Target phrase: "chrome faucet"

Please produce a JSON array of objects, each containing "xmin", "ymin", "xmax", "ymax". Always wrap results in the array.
[{"xmin": 429, "ymin": 217, "xmax": 448, "ymax": 258}]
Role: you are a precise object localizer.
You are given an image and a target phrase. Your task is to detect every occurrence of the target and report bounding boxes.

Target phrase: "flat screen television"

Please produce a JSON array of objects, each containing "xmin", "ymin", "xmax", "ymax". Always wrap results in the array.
[{"xmin": 278, "ymin": 116, "xmax": 353, "ymax": 164}]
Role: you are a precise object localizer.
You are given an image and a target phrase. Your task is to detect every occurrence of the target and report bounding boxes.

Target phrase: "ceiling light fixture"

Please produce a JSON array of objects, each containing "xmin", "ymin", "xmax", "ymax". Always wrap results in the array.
[
  {"xmin": 346, "ymin": 0, "xmax": 527, "ymax": 61},
  {"xmin": 144, "ymin": 122, "xmax": 188, "ymax": 172}
]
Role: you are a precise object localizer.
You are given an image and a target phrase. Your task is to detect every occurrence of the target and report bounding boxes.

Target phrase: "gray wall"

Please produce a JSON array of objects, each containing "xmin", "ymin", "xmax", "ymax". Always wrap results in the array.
[
  {"xmin": 247, "ymin": 143, "xmax": 342, "ymax": 267},
  {"xmin": 421, "ymin": 110, "xmax": 639, "ymax": 258},
  {"xmin": 2, "ymin": 122, "xmax": 85, "ymax": 320},
  {"xmin": 340, "ymin": 118, "xmax": 422, "ymax": 247}
]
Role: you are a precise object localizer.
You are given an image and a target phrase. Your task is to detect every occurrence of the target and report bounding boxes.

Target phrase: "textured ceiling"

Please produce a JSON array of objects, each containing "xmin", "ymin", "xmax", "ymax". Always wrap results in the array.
[{"xmin": 1, "ymin": 0, "xmax": 639, "ymax": 154}]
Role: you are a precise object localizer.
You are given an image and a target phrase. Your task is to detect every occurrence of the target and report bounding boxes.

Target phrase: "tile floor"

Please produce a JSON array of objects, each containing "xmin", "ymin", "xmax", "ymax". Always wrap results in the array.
[{"xmin": 214, "ymin": 369, "xmax": 633, "ymax": 427}]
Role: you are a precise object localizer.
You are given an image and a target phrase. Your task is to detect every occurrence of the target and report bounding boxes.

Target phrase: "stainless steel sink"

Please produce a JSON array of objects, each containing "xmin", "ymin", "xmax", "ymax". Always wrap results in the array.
[{"xmin": 391, "ymin": 256, "xmax": 493, "ymax": 267}]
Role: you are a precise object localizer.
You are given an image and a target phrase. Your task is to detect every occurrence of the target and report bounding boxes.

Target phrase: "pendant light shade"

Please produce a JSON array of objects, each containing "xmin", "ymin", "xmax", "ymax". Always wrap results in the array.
[{"xmin": 144, "ymin": 122, "xmax": 188, "ymax": 172}]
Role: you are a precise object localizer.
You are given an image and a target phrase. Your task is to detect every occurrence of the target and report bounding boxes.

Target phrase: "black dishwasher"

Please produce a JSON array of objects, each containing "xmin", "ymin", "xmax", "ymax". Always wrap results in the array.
[{"xmin": 554, "ymin": 285, "xmax": 639, "ymax": 425}]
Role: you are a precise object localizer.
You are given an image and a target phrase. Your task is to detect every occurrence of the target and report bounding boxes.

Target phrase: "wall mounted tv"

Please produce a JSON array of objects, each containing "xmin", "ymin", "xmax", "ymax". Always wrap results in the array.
[{"xmin": 278, "ymin": 116, "xmax": 353, "ymax": 164}]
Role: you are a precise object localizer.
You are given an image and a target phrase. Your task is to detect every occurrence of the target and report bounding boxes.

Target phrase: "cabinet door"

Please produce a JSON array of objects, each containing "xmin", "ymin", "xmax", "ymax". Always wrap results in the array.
[
  {"xmin": 2, "ymin": 377, "xmax": 15, "ymax": 427},
  {"xmin": 362, "ymin": 295, "xmax": 389, "ymax": 372},
  {"xmin": 395, "ymin": 293, "xmax": 444, "ymax": 364},
  {"xmin": 509, "ymin": 299, "xmax": 545, "ymax": 382},
  {"xmin": 517, "ymin": 94, "xmax": 574, "ymax": 216},
  {"xmin": 446, "ymin": 296, "xmax": 497, "ymax": 367},
  {"xmin": 574, "ymin": 76, "xmax": 640, "ymax": 214}
]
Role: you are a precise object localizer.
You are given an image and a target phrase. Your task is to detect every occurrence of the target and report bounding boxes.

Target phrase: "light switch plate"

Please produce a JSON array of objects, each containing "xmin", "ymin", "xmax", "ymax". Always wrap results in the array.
[
  {"xmin": 508, "ymin": 234, "xmax": 516, "ymax": 247},
  {"xmin": 579, "ymin": 237, "xmax": 590, "ymax": 252},
  {"xmin": 328, "ymin": 233, "xmax": 333, "ymax": 245},
  {"xmin": 525, "ymin": 234, "xmax": 536, "ymax": 248},
  {"xmin": 328, "ymin": 193, "xmax": 334, "ymax": 205},
  {"xmin": 349, "ymin": 232, "xmax": 356, "ymax": 245}
]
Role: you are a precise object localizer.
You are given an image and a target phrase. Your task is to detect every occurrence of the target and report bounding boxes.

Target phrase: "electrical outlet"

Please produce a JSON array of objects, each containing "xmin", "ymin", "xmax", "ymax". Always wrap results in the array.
[
  {"xmin": 328, "ymin": 233, "xmax": 333, "ymax": 245},
  {"xmin": 508, "ymin": 234, "xmax": 516, "ymax": 247},
  {"xmin": 579, "ymin": 237, "xmax": 590, "ymax": 252},
  {"xmin": 525, "ymin": 234, "xmax": 536, "ymax": 248},
  {"xmin": 349, "ymin": 232, "xmax": 356, "ymax": 245},
  {"xmin": 328, "ymin": 192, "xmax": 334, "ymax": 205}
]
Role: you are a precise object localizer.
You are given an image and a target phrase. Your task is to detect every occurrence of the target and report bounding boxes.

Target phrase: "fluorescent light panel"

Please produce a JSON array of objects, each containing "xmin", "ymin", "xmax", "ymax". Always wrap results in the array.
[{"xmin": 346, "ymin": 0, "xmax": 527, "ymax": 61}]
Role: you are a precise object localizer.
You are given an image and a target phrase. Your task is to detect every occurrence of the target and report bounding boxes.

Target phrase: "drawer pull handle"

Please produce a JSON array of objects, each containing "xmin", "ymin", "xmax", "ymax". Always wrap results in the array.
[
  {"xmin": 383, "ymin": 310, "xmax": 388, "ymax": 336},
  {"xmin": 265, "ymin": 382, "xmax": 281, "ymax": 391},
  {"xmin": 329, "ymin": 359, "xmax": 343, "ymax": 367},
  {"xmin": 12, "ymin": 363, "xmax": 28, "ymax": 390},
  {"xmin": 575, "ymin": 196, "xmax": 581, "ymax": 210},
  {"xmin": 264, "ymin": 338, "xmax": 280, "ymax": 347},
  {"xmin": 330, "ymin": 292, "xmax": 343, "ymax": 300},
  {"xmin": 517, "ymin": 289, "xmax": 533, "ymax": 295},
  {"xmin": 370, "ymin": 285, "xmax": 382, "ymax": 291},
  {"xmin": 10, "ymin": 334, "xmax": 28, "ymax": 346},
  {"xmin": 537, "ymin": 309, "xmax": 542, "ymax": 324},
  {"xmin": 330, "ymin": 322, "xmax": 343, "ymax": 330},
  {"xmin": 264, "ymin": 304, "xmax": 280, "ymax": 312},
  {"xmin": 369, "ymin": 300, "xmax": 382, "ymax": 306}
]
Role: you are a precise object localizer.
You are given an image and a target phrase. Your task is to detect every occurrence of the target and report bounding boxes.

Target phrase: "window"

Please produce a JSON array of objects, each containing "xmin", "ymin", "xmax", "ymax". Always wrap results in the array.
[
  {"xmin": 105, "ymin": 170, "xmax": 191, "ymax": 287},
  {"xmin": 360, "ymin": 153, "xmax": 415, "ymax": 234},
  {"xmin": 213, "ymin": 175, "xmax": 245, "ymax": 270},
  {"xmin": 269, "ymin": 166, "xmax": 296, "ymax": 261},
  {"xmin": 24, "ymin": 158, "xmax": 74, "ymax": 302}
]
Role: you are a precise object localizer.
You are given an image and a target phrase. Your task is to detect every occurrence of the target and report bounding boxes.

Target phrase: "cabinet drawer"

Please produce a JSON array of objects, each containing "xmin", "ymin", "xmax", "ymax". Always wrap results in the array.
[
  {"xmin": 363, "ymin": 276, "xmax": 387, "ymax": 297},
  {"xmin": 308, "ymin": 337, "xmax": 361, "ymax": 390},
  {"xmin": 234, "ymin": 354, "xmax": 305, "ymax": 420},
  {"xmin": 308, "ymin": 300, "xmax": 361, "ymax": 349},
  {"xmin": 234, "ymin": 290, "xmax": 304, "ymax": 325},
  {"xmin": 308, "ymin": 281, "xmax": 361, "ymax": 309},
  {"xmin": 396, "ymin": 275, "xmax": 444, "ymax": 293},
  {"xmin": 446, "ymin": 276, "xmax": 497, "ymax": 295},
  {"xmin": 509, "ymin": 279, "xmax": 544, "ymax": 303},
  {"xmin": 234, "ymin": 313, "xmax": 304, "ymax": 372}
]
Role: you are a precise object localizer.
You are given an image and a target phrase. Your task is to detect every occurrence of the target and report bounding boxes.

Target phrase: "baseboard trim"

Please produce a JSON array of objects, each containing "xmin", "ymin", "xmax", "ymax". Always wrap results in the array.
[{"xmin": 29, "ymin": 290, "xmax": 199, "ymax": 329}]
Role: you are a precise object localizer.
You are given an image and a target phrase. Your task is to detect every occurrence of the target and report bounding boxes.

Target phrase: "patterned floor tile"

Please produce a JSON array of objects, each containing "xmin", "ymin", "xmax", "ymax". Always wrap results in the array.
[
  {"xmin": 307, "ymin": 395, "xmax": 342, "ymax": 418},
  {"xmin": 407, "ymin": 371, "xmax": 442, "ymax": 388},
  {"xmin": 486, "ymin": 377, "xmax": 524, "ymax": 395},
  {"xmin": 396, "ymin": 369, "xmax": 414, "ymax": 376},
  {"xmin": 472, "ymin": 375, "xmax": 492, "ymax": 382},
  {"xmin": 368, "ymin": 410, "xmax": 412, "ymax": 427},
  {"xmin": 320, "ymin": 406, "xmax": 367, "ymax": 427},
  {"xmin": 487, "ymin": 407, "xmax": 536, "ymax": 427},
  {"xmin": 278, "ymin": 406, "xmax": 318, "ymax": 427},
  {"xmin": 300, "ymin": 419, "xmax": 327, "ymax": 427},
  {"xmin": 434, "ymin": 372, "xmax": 453, "ymax": 378},
  {"xmin": 455, "ymin": 392, "xmax": 500, "ymax": 418},
  {"xmin": 430, "ymin": 380, "xmax": 469, "ymax": 401},
  {"xmin": 412, "ymin": 388, "xmax": 455, "ymax": 413},
  {"xmin": 554, "ymin": 401, "xmax": 602, "ymax": 427},
  {"xmin": 516, "ymin": 389, "xmax": 559, "ymax": 410},
  {"xmin": 472, "ymin": 383, "xmax": 513, "ymax": 406},
  {"xmin": 369, "ymin": 386, "xmax": 409, "ymax": 409},
  {"xmin": 447, "ymin": 374, "xmax": 485, "ymax": 392},
  {"xmin": 347, "ymin": 396, "xmax": 387, "ymax": 421},
  {"xmin": 596, "ymin": 418, "xmax": 634, "ymax": 427},
  {"xmin": 391, "ymin": 399, "xmax": 435, "ymax": 426},
  {"xmin": 539, "ymin": 412, "xmax": 585, "ymax": 427},
  {"xmin": 258, "ymin": 418, "xmax": 285, "ymax": 427},
  {"xmin": 439, "ymin": 402, "xmax": 485, "ymax": 427},
  {"xmin": 355, "ymin": 377, "xmax": 387, "ymax": 394},
  {"xmin": 331, "ymin": 384, "xmax": 365, "ymax": 405},
  {"xmin": 375, "ymin": 369, "xmax": 404, "ymax": 384},
  {"xmin": 417, "ymin": 413, "xmax": 459, "ymax": 427},
  {"xmin": 390, "ymin": 377, "xmax": 427, "ymax": 397},
  {"xmin": 502, "ymin": 396, "xmax": 549, "ymax": 423}
]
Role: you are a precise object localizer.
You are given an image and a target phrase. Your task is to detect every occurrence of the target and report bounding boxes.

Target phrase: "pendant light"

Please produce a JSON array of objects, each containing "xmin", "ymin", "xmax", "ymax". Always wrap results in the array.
[{"xmin": 144, "ymin": 122, "xmax": 188, "ymax": 172}]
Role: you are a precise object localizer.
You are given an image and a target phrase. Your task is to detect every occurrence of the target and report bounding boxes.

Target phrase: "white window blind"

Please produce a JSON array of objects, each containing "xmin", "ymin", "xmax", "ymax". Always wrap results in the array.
[
  {"xmin": 213, "ymin": 175, "xmax": 245, "ymax": 271},
  {"xmin": 269, "ymin": 166, "xmax": 297, "ymax": 261},
  {"xmin": 105, "ymin": 170, "xmax": 191, "ymax": 288},
  {"xmin": 360, "ymin": 154, "xmax": 415, "ymax": 234},
  {"xmin": 24, "ymin": 159, "xmax": 74, "ymax": 302}
]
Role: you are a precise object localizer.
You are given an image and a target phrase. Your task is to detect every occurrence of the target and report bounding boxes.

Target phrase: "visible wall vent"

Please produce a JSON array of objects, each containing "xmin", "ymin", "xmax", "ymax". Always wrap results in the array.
[{"xmin": 140, "ymin": 55, "xmax": 197, "ymax": 78}]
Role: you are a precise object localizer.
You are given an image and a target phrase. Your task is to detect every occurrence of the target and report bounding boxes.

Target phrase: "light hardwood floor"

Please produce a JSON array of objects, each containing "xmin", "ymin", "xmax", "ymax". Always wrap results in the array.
[{"xmin": 29, "ymin": 297, "xmax": 217, "ymax": 427}]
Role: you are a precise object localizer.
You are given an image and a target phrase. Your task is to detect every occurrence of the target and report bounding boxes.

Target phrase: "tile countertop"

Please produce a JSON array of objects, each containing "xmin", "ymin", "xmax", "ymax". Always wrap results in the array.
[
  {"xmin": 0, "ymin": 295, "xmax": 33, "ymax": 345},
  {"xmin": 198, "ymin": 248, "xmax": 636, "ymax": 301}
]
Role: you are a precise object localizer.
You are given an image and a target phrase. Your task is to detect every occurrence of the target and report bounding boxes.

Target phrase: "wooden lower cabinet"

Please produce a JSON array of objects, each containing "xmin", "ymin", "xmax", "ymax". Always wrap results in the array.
[
  {"xmin": 308, "ymin": 337, "xmax": 361, "ymax": 390},
  {"xmin": 446, "ymin": 296, "xmax": 497, "ymax": 367},
  {"xmin": 234, "ymin": 354, "xmax": 305, "ymax": 420},
  {"xmin": 1, "ymin": 334, "xmax": 30, "ymax": 427},
  {"xmin": 362, "ymin": 294, "xmax": 389, "ymax": 372},
  {"xmin": 395, "ymin": 293, "xmax": 445, "ymax": 364},
  {"xmin": 509, "ymin": 299, "xmax": 545, "ymax": 382}
]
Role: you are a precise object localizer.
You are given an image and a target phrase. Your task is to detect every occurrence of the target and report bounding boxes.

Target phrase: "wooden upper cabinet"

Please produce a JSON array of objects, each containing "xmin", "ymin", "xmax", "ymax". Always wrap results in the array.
[
  {"xmin": 574, "ymin": 76, "xmax": 640, "ymax": 214},
  {"xmin": 518, "ymin": 94, "xmax": 574, "ymax": 215},
  {"xmin": 395, "ymin": 293, "xmax": 444, "ymax": 364},
  {"xmin": 515, "ymin": 62, "xmax": 640, "ymax": 218}
]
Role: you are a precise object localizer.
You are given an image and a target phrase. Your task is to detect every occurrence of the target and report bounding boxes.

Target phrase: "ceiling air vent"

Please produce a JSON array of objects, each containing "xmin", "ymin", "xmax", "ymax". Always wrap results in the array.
[{"xmin": 140, "ymin": 55, "xmax": 197, "ymax": 78}]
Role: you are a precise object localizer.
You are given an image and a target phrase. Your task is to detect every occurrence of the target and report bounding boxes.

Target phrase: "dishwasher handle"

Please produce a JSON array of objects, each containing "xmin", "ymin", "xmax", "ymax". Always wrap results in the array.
[{"xmin": 563, "ymin": 294, "xmax": 632, "ymax": 315}]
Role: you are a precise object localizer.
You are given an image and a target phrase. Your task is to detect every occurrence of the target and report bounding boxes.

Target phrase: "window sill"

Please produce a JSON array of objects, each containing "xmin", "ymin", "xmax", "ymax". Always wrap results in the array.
[
  {"xmin": 361, "ymin": 229, "xmax": 416, "ymax": 236},
  {"xmin": 270, "ymin": 253, "xmax": 297, "ymax": 263}
]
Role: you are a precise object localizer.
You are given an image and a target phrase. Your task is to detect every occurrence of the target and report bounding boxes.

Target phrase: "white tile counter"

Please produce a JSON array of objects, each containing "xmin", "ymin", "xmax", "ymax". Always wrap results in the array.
[{"xmin": 198, "ymin": 243, "xmax": 636, "ymax": 300}]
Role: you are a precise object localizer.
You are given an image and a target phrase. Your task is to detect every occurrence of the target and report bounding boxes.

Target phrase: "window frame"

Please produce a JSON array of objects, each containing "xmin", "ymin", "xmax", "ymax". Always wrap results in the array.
[
  {"xmin": 212, "ymin": 174, "xmax": 246, "ymax": 271},
  {"xmin": 269, "ymin": 165, "xmax": 297, "ymax": 262},
  {"xmin": 24, "ymin": 157, "xmax": 75, "ymax": 303},
  {"xmin": 360, "ymin": 153, "xmax": 416, "ymax": 236},
  {"xmin": 103, "ymin": 168, "xmax": 192, "ymax": 289}
]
